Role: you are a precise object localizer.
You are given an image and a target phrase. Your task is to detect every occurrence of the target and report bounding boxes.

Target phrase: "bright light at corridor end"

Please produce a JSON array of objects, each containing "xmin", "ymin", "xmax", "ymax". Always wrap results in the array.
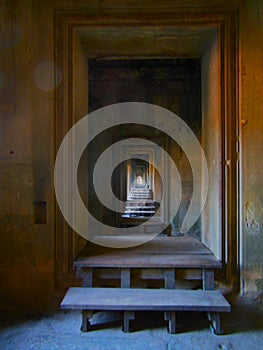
[{"xmin": 54, "ymin": 102, "xmax": 208, "ymax": 248}]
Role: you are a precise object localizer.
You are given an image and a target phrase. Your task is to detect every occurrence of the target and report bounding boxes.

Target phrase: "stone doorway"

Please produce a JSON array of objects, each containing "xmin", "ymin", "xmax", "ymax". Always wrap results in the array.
[
  {"xmin": 87, "ymin": 58, "xmax": 201, "ymax": 235},
  {"xmin": 54, "ymin": 7, "xmax": 239, "ymax": 289}
]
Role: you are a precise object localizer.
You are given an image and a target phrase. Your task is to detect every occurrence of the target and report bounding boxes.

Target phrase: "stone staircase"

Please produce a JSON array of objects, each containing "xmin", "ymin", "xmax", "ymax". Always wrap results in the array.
[
  {"xmin": 128, "ymin": 188, "xmax": 153, "ymax": 201},
  {"xmin": 66, "ymin": 237, "xmax": 229, "ymax": 335},
  {"xmin": 123, "ymin": 188, "xmax": 156, "ymax": 218},
  {"xmin": 121, "ymin": 187, "xmax": 163, "ymax": 232}
]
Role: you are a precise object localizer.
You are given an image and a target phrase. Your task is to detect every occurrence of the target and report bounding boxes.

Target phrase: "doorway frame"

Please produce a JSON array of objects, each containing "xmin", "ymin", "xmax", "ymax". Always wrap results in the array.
[{"xmin": 54, "ymin": 6, "xmax": 239, "ymax": 290}]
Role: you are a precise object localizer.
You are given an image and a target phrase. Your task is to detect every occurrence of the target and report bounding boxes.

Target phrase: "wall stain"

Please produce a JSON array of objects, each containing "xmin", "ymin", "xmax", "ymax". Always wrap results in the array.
[{"xmin": 245, "ymin": 201, "xmax": 260, "ymax": 235}]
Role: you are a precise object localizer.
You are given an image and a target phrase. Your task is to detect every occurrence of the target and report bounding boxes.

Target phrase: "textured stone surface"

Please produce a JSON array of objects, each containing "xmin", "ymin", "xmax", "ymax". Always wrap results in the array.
[{"xmin": 0, "ymin": 306, "xmax": 263, "ymax": 350}]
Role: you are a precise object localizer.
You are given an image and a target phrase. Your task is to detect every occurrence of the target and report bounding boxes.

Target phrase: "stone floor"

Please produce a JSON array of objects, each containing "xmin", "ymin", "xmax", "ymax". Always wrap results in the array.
[{"xmin": 0, "ymin": 303, "xmax": 263, "ymax": 350}]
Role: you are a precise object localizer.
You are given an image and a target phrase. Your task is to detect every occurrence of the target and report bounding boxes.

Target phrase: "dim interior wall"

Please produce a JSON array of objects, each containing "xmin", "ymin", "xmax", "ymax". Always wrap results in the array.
[
  {"xmin": 201, "ymin": 31, "xmax": 222, "ymax": 260},
  {"xmin": 0, "ymin": 0, "xmax": 57, "ymax": 311},
  {"xmin": 239, "ymin": 0, "xmax": 263, "ymax": 299}
]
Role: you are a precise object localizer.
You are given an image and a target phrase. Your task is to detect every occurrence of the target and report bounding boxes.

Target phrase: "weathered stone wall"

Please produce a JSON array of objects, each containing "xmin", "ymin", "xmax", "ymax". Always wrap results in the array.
[
  {"xmin": 0, "ymin": 0, "xmax": 56, "ymax": 311},
  {"xmin": 239, "ymin": 0, "xmax": 263, "ymax": 299},
  {"xmin": 0, "ymin": 0, "xmax": 262, "ymax": 311}
]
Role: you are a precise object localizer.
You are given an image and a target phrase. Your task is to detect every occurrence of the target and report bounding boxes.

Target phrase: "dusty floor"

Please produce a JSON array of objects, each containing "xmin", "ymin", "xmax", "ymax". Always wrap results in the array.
[{"xmin": 0, "ymin": 303, "xmax": 263, "ymax": 350}]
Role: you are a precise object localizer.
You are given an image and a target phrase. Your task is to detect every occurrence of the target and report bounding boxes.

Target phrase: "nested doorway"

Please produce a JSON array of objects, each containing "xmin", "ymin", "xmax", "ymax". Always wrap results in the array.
[
  {"xmin": 87, "ymin": 58, "xmax": 201, "ymax": 236},
  {"xmin": 55, "ymin": 8, "xmax": 239, "ymax": 289}
]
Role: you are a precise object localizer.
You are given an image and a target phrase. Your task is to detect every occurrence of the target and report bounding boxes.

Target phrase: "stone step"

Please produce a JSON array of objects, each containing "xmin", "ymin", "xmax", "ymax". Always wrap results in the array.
[
  {"xmin": 129, "ymin": 190, "xmax": 152, "ymax": 194},
  {"xmin": 61, "ymin": 287, "xmax": 230, "ymax": 313},
  {"xmin": 61, "ymin": 287, "xmax": 231, "ymax": 334},
  {"xmin": 127, "ymin": 200, "xmax": 156, "ymax": 204},
  {"xmin": 124, "ymin": 211, "xmax": 156, "ymax": 214},
  {"xmin": 129, "ymin": 191, "xmax": 151, "ymax": 193},
  {"xmin": 125, "ymin": 206, "xmax": 156, "ymax": 209}
]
